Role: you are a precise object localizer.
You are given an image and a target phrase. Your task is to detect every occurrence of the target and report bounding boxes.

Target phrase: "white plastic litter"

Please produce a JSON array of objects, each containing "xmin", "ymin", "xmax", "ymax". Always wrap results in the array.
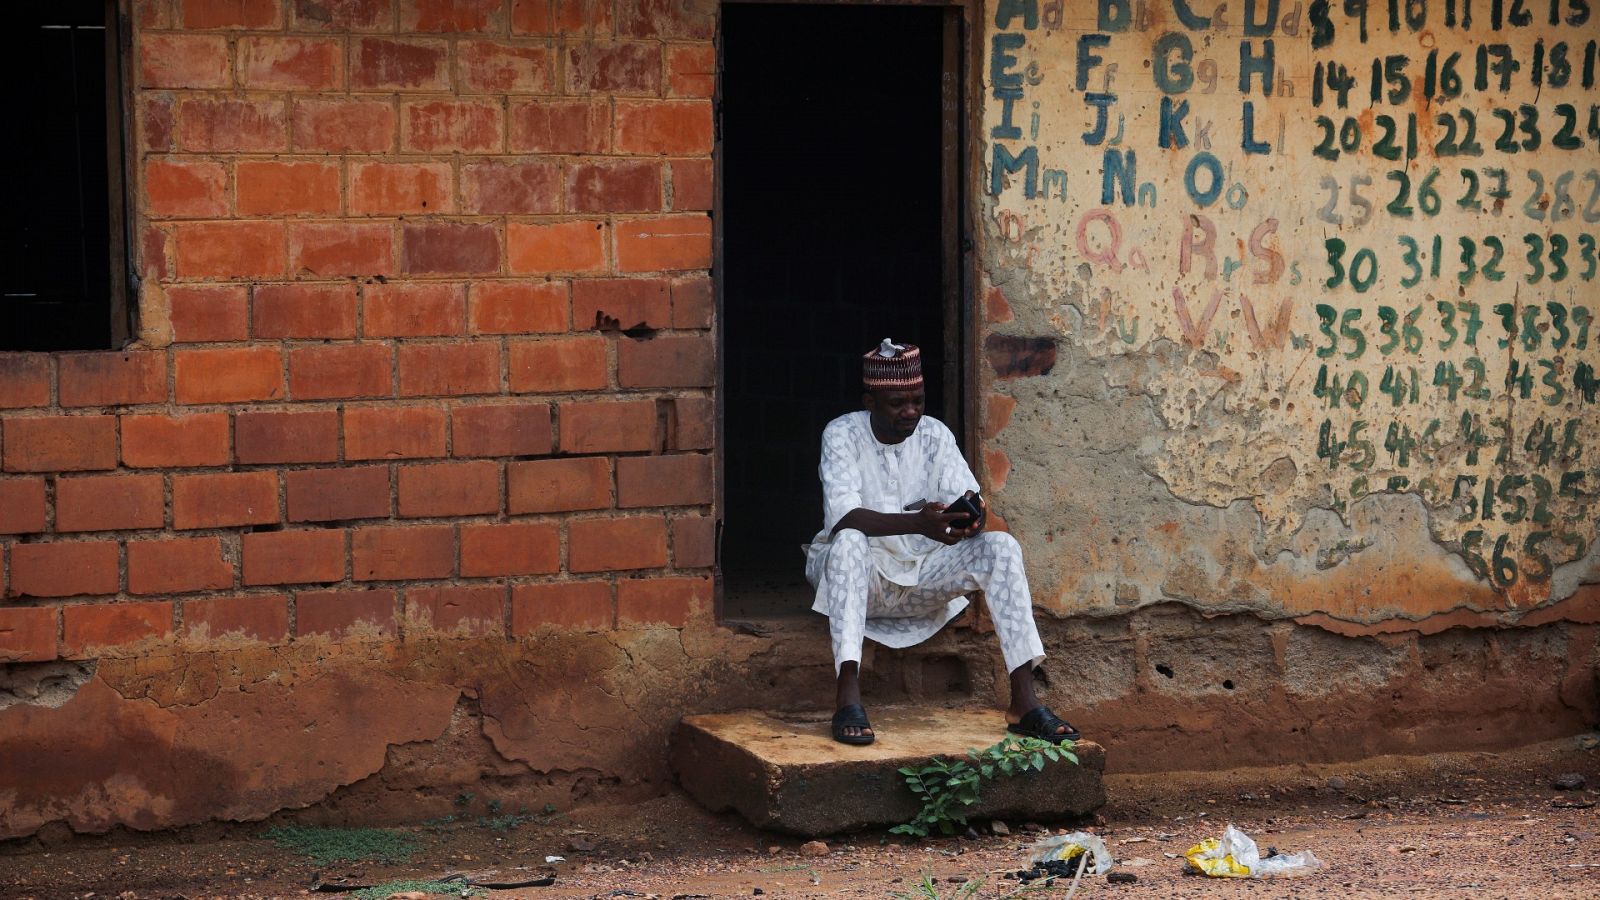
[
  {"xmin": 1184, "ymin": 824, "xmax": 1322, "ymax": 878},
  {"xmin": 1027, "ymin": 831, "xmax": 1115, "ymax": 875}
]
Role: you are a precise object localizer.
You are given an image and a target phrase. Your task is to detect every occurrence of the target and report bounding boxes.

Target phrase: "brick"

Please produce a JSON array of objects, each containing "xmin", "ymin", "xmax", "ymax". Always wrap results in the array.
[
  {"xmin": 286, "ymin": 466, "xmax": 390, "ymax": 521},
  {"xmin": 615, "ymin": 100, "xmax": 712, "ymax": 155},
  {"xmin": 344, "ymin": 406, "xmax": 446, "ymax": 459},
  {"xmin": 567, "ymin": 160, "xmax": 662, "ymax": 213},
  {"xmin": 235, "ymin": 409, "xmax": 339, "ymax": 464},
  {"xmin": 468, "ymin": 281, "xmax": 567, "ymax": 334},
  {"xmin": 292, "ymin": 98, "xmax": 397, "ymax": 153},
  {"xmin": 461, "ymin": 160, "xmax": 559, "ymax": 215},
  {"xmin": 508, "ymin": 99, "xmax": 608, "ymax": 153},
  {"xmin": 174, "ymin": 221, "xmax": 287, "ymax": 279},
  {"xmin": 289, "ymin": 222, "xmax": 394, "ymax": 277},
  {"xmin": 184, "ymin": 594, "xmax": 289, "ymax": 643},
  {"xmin": 140, "ymin": 33, "xmax": 232, "ymax": 89},
  {"xmin": 10, "ymin": 542, "xmax": 120, "ymax": 598},
  {"xmin": 668, "ymin": 158, "xmax": 712, "ymax": 211},
  {"xmin": 122, "ymin": 412, "xmax": 232, "ymax": 468},
  {"xmin": 0, "ymin": 478, "xmax": 47, "ymax": 534},
  {"xmin": 363, "ymin": 282, "xmax": 465, "ymax": 337},
  {"xmin": 617, "ymin": 574, "xmax": 709, "ymax": 627},
  {"xmin": 567, "ymin": 42, "xmax": 661, "ymax": 94},
  {"xmin": 667, "ymin": 395, "xmax": 711, "ymax": 450},
  {"xmin": 397, "ymin": 343, "xmax": 500, "ymax": 397},
  {"xmin": 511, "ymin": 0, "xmax": 553, "ymax": 33},
  {"xmin": 352, "ymin": 524, "xmax": 454, "ymax": 580},
  {"xmin": 0, "ymin": 355, "xmax": 50, "ymax": 409},
  {"xmin": 168, "ymin": 285, "xmax": 249, "ymax": 342},
  {"xmin": 616, "ymin": 216, "xmax": 711, "ymax": 272},
  {"xmin": 351, "ymin": 37, "xmax": 450, "ymax": 91},
  {"xmin": 508, "ymin": 337, "xmax": 607, "ymax": 393},
  {"xmin": 253, "ymin": 283, "xmax": 358, "ymax": 339},
  {"xmin": 402, "ymin": 222, "xmax": 501, "ymax": 275},
  {"xmin": 128, "ymin": 536, "xmax": 235, "ymax": 594},
  {"xmin": 558, "ymin": 399, "xmax": 655, "ymax": 453},
  {"xmin": 242, "ymin": 529, "xmax": 345, "ymax": 585},
  {"xmin": 63, "ymin": 601, "xmax": 172, "ymax": 656},
  {"xmin": 568, "ymin": 515, "xmax": 667, "ymax": 572},
  {"xmin": 287, "ymin": 344, "xmax": 392, "ymax": 400},
  {"xmin": 350, "ymin": 162, "xmax": 453, "ymax": 215},
  {"xmin": 457, "ymin": 40, "xmax": 553, "ymax": 93},
  {"xmin": 236, "ymin": 161, "xmax": 342, "ymax": 216},
  {"xmin": 617, "ymin": 453, "xmax": 712, "ymax": 508},
  {"xmin": 672, "ymin": 513, "xmax": 715, "ymax": 567},
  {"xmin": 617, "ymin": 0, "xmax": 713, "ymax": 39},
  {"xmin": 398, "ymin": 460, "xmax": 501, "ymax": 517},
  {"xmin": 174, "ymin": 347, "xmax": 284, "ymax": 404},
  {"xmin": 617, "ymin": 334, "xmax": 714, "ymax": 388},
  {"xmin": 460, "ymin": 521, "xmax": 559, "ymax": 576},
  {"xmin": 137, "ymin": 0, "xmax": 174, "ymax": 28},
  {"xmin": 507, "ymin": 221, "xmax": 605, "ymax": 274},
  {"xmin": 141, "ymin": 94, "xmax": 176, "ymax": 152},
  {"xmin": 511, "ymin": 580, "xmax": 611, "ymax": 633},
  {"xmin": 0, "ymin": 606, "xmax": 57, "ymax": 663},
  {"xmin": 451, "ymin": 402, "xmax": 551, "ymax": 457},
  {"xmin": 56, "ymin": 474, "xmax": 165, "ymax": 532},
  {"xmin": 182, "ymin": 0, "xmax": 284, "ymax": 29},
  {"xmin": 58, "ymin": 352, "xmax": 167, "ymax": 407},
  {"xmin": 571, "ymin": 277, "xmax": 669, "ymax": 330},
  {"xmin": 506, "ymin": 456, "xmax": 610, "ymax": 513},
  {"xmin": 402, "ymin": 0, "xmax": 506, "ymax": 30},
  {"xmin": 290, "ymin": 0, "xmax": 391, "ymax": 31},
  {"xmin": 145, "ymin": 158, "xmax": 228, "ymax": 217},
  {"xmin": 402, "ymin": 100, "xmax": 503, "ymax": 153},
  {"xmin": 670, "ymin": 273, "xmax": 713, "ymax": 328},
  {"xmin": 405, "ymin": 584, "xmax": 504, "ymax": 636},
  {"xmin": 2, "ymin": 416, "xmax": 117, "ymax": 473},
  {"xmin": 295, "ymin": 588, "xmax": 396, "ymax": 639},
  {"xmin": 177, "ymin": 97, "xmax": 288, "ymax": 152},
  {"xmin": 666, "ymin": 43, "xmax": 713, "ymax": 97},
  {"xmin": 555, "ymin": 0, "xmax": 612, "ymax": 33},
  {"xmin": 140, "ymin": 224, "xmax": 172, "ymax": 282},
  {"xmin": 173, "ymin": 471, "xmax": 279, "ymax": 529},
  {"xmin": 238, "ymin": 37, "xmax": 343, "ymax": 90}
]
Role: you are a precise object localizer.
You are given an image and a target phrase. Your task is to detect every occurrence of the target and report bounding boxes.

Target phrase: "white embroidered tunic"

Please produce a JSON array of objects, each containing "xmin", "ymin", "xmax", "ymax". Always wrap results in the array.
[{"xmin": 803, "ymin": 411, "xmax": 982, "ymax": 646}]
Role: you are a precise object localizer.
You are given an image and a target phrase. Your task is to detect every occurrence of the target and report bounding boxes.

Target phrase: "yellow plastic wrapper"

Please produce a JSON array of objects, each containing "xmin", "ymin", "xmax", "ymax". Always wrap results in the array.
[
  {"xmin": 1184, "ymin": 825, "xmax": 1322, "ymax": 878},
  {"xmin": 1184, "ymin": 837, "xmax": 1252, "ymax": 878}
]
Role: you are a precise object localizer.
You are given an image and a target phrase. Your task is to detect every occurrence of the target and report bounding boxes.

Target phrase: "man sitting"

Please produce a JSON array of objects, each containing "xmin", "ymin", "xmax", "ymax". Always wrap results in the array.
[{"xmin": 804, "ymin": 339, "xmax": 1078, "ymax": 746}]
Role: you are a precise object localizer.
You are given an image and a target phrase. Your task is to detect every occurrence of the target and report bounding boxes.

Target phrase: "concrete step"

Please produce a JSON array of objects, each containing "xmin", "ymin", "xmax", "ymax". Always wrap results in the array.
[{"xmin": 671, "ymin": 707, "xmax": 1106, "ymax": 837}]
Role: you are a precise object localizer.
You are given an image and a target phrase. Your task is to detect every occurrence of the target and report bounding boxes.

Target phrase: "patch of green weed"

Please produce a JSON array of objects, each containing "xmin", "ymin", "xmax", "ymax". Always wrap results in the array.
[
  {"xmin": 351, "ymin": 878, "xmax": 480, "ymax": 899},
  {"xmin": 263, "ymin": 825, "xmax": 417, "ymax": 866}
]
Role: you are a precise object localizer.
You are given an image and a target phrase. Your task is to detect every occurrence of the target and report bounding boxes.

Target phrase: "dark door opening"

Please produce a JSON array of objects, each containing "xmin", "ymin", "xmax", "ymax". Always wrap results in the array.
[{"xmin": 719, "ymin": 3, "xmax": 963, "ymax": 619}]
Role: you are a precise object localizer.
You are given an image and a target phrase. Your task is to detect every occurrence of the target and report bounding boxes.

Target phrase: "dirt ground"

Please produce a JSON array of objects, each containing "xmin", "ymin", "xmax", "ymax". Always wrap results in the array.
[{"xmin": 2, "ymin": 736, "xmax": 1598, "ymax": 900}]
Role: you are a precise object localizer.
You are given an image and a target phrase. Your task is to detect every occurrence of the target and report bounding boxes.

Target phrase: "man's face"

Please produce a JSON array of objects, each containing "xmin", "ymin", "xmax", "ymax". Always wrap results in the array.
[{"xmin": 864, "ymin": 388, "xmax": 926, "ymax": 439}]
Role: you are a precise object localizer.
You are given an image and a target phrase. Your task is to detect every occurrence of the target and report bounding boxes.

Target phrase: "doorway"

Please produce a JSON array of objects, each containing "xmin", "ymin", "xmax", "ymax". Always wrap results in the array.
[{"xmin": 718, "ymin": 2, "xmax": 966, "ymax": 619}]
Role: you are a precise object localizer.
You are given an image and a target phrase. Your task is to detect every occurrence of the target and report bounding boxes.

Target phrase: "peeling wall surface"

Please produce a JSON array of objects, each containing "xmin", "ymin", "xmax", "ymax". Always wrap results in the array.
[
  {"xmin": 1, "ymin": 0, "xmax": 1599, "ymax": 843},
  {"xmin": 979, "ymin": 0, "xmax": 1600, "ymax": 622}
]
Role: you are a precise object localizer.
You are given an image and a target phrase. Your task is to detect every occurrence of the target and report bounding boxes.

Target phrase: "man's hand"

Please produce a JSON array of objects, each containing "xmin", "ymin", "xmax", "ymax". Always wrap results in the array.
[
  {"xmin": 914, "ymin": 503, "xmax": 967, "ymax": 545},
  {"xmin": 948, "ymin": 490, "xmax": 986, "ymax": 541}
]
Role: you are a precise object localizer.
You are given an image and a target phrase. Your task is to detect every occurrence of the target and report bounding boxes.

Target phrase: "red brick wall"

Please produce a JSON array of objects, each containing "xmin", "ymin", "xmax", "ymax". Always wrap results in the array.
[{"xmin": 0, "ymin": 0, "xmax": 717, "ymax": 664}]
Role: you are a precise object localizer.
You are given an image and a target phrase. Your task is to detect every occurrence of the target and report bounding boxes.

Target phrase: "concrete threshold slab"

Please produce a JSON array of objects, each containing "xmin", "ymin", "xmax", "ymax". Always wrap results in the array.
[{"xmin": 671, "ymin": 707, "xmax": 1106, "ymax": 837}]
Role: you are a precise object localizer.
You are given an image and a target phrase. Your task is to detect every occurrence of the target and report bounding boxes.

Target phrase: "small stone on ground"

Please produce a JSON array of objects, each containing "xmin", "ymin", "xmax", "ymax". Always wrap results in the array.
[{"xmin": 799, "ymin": 840, "xmax": 829, "ymax": 858}]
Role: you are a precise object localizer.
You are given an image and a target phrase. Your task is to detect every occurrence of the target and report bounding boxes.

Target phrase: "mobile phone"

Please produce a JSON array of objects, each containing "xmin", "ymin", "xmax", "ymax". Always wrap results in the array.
[{"xmin": 946, "ymin": 493, "xmax": 982, "ymax": 529}]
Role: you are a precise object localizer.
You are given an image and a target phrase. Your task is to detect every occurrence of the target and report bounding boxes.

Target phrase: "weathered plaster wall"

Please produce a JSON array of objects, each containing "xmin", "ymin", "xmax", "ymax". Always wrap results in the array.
[{"xmin": 979, "ymin": 0, "xmax": 1600, "ymax": 627}]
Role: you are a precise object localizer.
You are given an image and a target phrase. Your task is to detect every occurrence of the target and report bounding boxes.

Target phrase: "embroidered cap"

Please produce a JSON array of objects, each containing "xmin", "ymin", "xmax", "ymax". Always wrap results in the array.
[{"xmin": 862, "ymin": 338, "xmax": 923, "ymax": 390}]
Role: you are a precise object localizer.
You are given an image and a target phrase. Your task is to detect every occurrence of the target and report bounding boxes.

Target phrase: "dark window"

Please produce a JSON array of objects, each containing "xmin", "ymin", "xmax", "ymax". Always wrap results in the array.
[{"xmin": 0, "ymin": 0, "xmax": 130, "ymax": 351}]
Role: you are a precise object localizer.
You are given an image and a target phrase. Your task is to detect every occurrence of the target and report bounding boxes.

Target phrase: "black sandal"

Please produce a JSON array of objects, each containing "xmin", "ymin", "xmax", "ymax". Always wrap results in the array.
[
  {"xmin": 831, "ymin": 703, "xmax": 876, "ymax": 745},
  {"xmin": 1007, "ymin": 705, "xmax": 1080, "ymax": 744}
]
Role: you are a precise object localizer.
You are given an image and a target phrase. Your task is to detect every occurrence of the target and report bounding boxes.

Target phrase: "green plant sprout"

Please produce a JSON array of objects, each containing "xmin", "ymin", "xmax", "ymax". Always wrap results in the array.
[{"xmin": 891, "ymin": 736, "xmax": 1078, "ymax": 838}]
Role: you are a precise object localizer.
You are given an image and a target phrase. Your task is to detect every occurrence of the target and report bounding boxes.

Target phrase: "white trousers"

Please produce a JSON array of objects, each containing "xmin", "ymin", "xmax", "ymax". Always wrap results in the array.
[{"xmin": 815, "ymin": 529, "xmax": 1046, "ymax": 676}]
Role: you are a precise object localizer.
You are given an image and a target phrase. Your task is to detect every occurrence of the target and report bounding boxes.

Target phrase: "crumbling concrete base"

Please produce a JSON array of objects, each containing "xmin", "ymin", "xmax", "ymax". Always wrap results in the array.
[{"xmin": 671, "ymin": 708, "xmax": 1106, "ymax": 836}]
